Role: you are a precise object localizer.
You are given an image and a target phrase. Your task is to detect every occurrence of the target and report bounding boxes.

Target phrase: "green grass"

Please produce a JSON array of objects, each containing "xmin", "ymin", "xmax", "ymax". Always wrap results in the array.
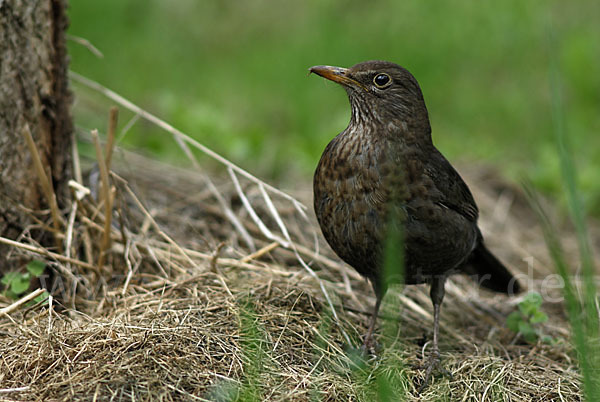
[
  {"xmin": 547, "ymin": 32, "xmax": 599, "ymax": 398},
  {"xmin": 523, "ymin": 23, "xmax": 600, "ymax": 399},
  {"xmin": 67, "ymin": 0, "xmax": 600, "ymax": 214}
]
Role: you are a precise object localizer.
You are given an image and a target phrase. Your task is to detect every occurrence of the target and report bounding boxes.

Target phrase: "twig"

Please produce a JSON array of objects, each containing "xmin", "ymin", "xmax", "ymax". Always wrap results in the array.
[
  {"xmin": 228, "ymin": 167, "xmax": 286, "ymax": 247},
  {"xmin": 163, "ymin": 131, "xmax": 256, "ymax": 250},
  {"xmin": 77, "ymin": 215, "xmax": 122, "ymax": 243},
  {"xmin": 0, "ymin": 288, "xmax": 46, "ymax": 316},
  {"xmin": 113, "ymin": 174, "xmax": 197, "ymax": 268},
  {"xmin": 22, "ymin": 124, "xmax": 63, "ymax": 251},
  {"xmin": 204, "ymin": 173, "xmax": 256, "ymax": 252},
  {"xmin": 0, "ymin": 386, "xmax": 30, "ymax": 394},
  {"xmin": 105, "ymin": 106, "xmax": 118, "ymax": 170},
  {"xmin": 66, "ymin": 34, "xmax": 104, "ymax": 58},
  {"xmin": 118, "ymin": 114, "xmax": 140, "ymax": 143},
  {"xmin": 71, "ymin": 129, "xmax": 83, "ymax": 184},
  {"xmin": 64, "ymin": 201, "xmax": 78, "ymax": 271},
  {"xmin": 47, "ymin": 294, "xmax": 54, "ymax": 335},
  {"xmin": 210, "ymin": 242, "xmax": 226, "ymax": 273},
  {"xmin": 113, "ymin": 188, "xmax": 129, "ymax": 255},
  {"xmin": 132, "ymin": 241, "xmax": 272, "ymax": 272},
  {"xmin": 0, "ymin": 236, "xmax": 95, "ymax": 270},
  {"xmin": 13, "ymin": 203, "xmax": 58, "ymax": 234},
  {"xmin": 259, "ymin": 183, "xmax": 292, "ymax": 245},
  {"xmin": 143, "ymin": 242, "xmax": 169, "ymax": 277},
  {"xmin": 240, "ymin": 241, "xmax": 279, "ymax": 263},
  {"xmin": 292, "ymin": 243, "xmax": 362, "ymax": 281},
  {"xmin": 121, "ymin": 239, "xmax": 134, "ymax": 296},
  {"xmin": 91, "ymin": 130, "xmax": 113, "ymax": 269}
]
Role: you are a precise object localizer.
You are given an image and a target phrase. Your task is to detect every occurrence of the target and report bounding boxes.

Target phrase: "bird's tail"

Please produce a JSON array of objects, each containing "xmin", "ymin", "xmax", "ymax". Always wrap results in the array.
[{"xmin": 463, "ymin": 242, "xmax": 522, "ymax": 295}]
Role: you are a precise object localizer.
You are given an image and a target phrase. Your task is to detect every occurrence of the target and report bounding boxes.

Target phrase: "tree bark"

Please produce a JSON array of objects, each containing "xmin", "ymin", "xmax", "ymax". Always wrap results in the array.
[{"xmin": 0, "ymin": 0, "xmax": 72, "ymax": 272}]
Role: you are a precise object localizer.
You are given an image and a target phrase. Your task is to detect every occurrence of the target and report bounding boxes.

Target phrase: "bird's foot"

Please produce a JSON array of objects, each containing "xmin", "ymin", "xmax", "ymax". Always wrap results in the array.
[
  {"xmin": 359, "ymin": 336, "xmax": 380, "ymax": 356},
  {"xmin": 414, "ymin": 348, "xmax": 452, "ymax": 393}
]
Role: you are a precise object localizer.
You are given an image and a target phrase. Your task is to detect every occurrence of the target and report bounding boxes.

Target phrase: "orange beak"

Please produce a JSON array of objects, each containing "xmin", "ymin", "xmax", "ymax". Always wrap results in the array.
[{"xmin": 309, "ymin": 65, "xmax": 367, "ymax": 91}]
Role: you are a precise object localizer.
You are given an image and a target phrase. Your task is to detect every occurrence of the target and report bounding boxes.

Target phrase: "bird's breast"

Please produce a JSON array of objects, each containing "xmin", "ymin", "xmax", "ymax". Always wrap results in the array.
[{"xmin": 313, "ymin": 132, "xmax": 400, "ymax": 277}]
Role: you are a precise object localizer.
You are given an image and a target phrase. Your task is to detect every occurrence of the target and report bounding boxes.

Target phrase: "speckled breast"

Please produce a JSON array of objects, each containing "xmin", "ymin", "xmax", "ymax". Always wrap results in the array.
[{"xmin": 313, "ymin": 132, "xmax": 396, "ymax": 281}]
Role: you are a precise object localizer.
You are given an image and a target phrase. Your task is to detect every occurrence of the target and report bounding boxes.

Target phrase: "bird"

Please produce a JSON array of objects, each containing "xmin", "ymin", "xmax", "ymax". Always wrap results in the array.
[{"xmin": 309, "ymin": 60, "xmax": 521, "ymax": 386}]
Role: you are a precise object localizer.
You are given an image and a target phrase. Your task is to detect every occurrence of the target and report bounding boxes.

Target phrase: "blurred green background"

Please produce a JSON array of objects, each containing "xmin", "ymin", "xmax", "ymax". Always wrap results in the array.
[{"xmin": 67, "ymin": 0, "xmax": 600, "ymax": 214}]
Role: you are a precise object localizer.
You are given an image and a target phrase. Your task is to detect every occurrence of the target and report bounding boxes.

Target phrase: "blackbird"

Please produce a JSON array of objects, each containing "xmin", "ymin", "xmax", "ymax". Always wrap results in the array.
[{"xmin": 310, "ymin": 61, "xmax": 521, "ymax": 383}]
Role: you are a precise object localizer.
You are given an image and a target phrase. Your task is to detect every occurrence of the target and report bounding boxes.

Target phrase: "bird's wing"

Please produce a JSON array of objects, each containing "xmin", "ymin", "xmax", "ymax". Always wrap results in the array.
[{"xmin": 425, "ymin": 149, "xmax": 479, "ymax": 222}]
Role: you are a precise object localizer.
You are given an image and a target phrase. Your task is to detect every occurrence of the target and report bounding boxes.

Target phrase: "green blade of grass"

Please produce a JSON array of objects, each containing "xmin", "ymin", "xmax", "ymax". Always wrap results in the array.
[
  {"xmin": 524, "ymin": 184, "xmax": 593, "ymax": 393},
  {"xmin": 533, "ymin": 15, "xmax": 600, "ymax": 398},
  {"xmin": 237, "ymin": 298, "xmax": 267, "ymax": 401},
  {"xmin": 548, "ymin": 36, "xmax": 598, "ymax": 341}
]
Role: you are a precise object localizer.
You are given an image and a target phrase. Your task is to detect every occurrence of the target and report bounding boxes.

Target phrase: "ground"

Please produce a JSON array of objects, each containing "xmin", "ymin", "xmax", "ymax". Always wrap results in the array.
[{"xmin": 0, "ymin": 141, "xmax": 586, "ymax": 401}]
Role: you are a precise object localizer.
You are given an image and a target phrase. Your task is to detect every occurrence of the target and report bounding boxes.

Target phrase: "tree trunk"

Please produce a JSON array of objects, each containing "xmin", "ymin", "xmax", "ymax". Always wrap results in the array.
[{"xmin": 0, "ymin": 0, "xmax": 72, "ymax": 272}]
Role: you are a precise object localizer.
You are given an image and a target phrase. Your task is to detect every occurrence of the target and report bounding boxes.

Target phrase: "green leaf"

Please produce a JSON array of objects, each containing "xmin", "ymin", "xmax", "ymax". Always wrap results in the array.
[
  {"xmin": 5, "ymin": 289, "xmax": 19, "ymax": 300},
  {"xmin": 518, "ymin": 321, "xmax": 536, "ymax": 338},
  {"xmin": 518, "ymin": 302, "xmax": 533, "ymax": 316},
  {"xmin": 518, "ymin": 298, "xmax": 534, "ymax": 315},
  {"xmin": 518, "ymin": 292, "xmax": 544, "ymax": 316},
  {"xmin": 376, "ymin": 374, "xmax": 395, "ymax": 402},
  {"xmin": 541, "ymin": 335, "xmax": 555, "ymax": 345},
  {"xmin": 506, "ymin": 311, "xmax": 523, "ymax": 333},
  {"xmin": 531, "ymin": 310, "xmax": 548, "ymax": 324},
  {"xmin": 10, "ymin": 274, "xmax": 30, "ymax": 295},
  {"xmin": 26, "ymin": 260, "xmax": 46, "ymax": 277},
  {"xmin": 527, "ymin": 292, "xmax": 543, "ymax": 307},
  {"xmin": 518, "ymin": 319, "xmax": 538, "ymax": 344},
  {"xmin": 1, "ymin": 272, "xmax": 19, "ymax": 286},
  {"xmin": 523, "ymin": 331, "xmax": 539, "ymax": 344}
]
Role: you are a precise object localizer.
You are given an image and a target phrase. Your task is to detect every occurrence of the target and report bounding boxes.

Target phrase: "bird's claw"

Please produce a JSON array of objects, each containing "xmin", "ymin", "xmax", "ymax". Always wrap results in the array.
[
  {"xmin": 415, "ymin": 349, "xmax": 452, "ymax": 393},
  {"xmin": 359, "ymin": 337, "xmax": 380, "ymax": 356}
]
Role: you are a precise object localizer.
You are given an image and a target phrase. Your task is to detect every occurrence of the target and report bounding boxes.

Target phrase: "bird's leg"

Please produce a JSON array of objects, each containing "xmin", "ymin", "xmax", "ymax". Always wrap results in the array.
[
  {"xmin": 361, "ymin": 294, "xmax": 382, "ymax": 353},
  {"xmin": 418, "ymin": 275, "xmax": 451, "ymax": 391}
]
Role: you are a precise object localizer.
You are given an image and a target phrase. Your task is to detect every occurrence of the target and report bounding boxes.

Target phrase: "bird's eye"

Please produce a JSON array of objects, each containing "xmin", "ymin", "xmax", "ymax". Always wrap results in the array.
[{"xmin": 373, "ymin": 73, "xmax": 391, "ymax": 88}]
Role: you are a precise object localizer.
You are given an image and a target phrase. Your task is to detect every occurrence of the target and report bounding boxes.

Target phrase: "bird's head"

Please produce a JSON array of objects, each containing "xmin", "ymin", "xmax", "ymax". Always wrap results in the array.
[{"xmin": 309, "ymin": 60, "xmax": 431, "ymax": 135}]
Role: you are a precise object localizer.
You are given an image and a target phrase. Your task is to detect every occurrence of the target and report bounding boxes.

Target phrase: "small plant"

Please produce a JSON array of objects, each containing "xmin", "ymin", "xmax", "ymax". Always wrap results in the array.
[
  {"xmin": 506, "ymin": 292, "xmax": 552, "ymax": 344},
  {"xmin": 1, "ymin": 259, "xmax": 49, "ymax": 302}
]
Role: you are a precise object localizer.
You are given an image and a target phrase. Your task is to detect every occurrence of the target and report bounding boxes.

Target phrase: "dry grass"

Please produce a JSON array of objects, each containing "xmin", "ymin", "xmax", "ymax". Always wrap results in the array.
[{"xmin": 0, "ymin": 83, "xmax": 591, "ymax": 400}]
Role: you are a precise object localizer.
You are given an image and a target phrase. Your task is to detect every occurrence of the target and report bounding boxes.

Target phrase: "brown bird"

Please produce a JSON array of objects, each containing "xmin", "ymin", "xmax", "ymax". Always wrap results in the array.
[{"xmin": 310, "ymin": 61, "xmax": 521, "ymax": 384}]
